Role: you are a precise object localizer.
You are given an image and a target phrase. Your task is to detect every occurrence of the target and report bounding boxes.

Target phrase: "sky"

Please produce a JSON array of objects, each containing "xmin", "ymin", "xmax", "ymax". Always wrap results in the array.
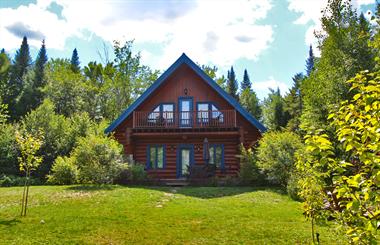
[{"xmin": 0, "ymin": 0, "xmax": 377, "ymax": 100}]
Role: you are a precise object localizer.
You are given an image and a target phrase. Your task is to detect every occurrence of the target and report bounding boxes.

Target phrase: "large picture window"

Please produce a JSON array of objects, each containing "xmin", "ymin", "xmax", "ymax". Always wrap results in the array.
[
  {"xmin": 148, "ymin": 103, "xmax": 174, "ymax": 125},
  {"xmin": 208, "ymin": 144, "xmax": 224, "ymax": 169},
  {"xmin": 147, "ymin": 145, "xmax": 165, "ymax": 169},
  {"xmin": 196, "ymin": 102, "xmax": 223, "ymax": 124}
]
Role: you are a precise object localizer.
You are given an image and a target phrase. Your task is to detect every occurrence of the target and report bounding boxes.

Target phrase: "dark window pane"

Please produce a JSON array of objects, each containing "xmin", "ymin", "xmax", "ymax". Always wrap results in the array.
[
  {"xmin": 150, "ymin": 147, "xmax": 156, "ymax": 168},
  {"xmin": 215, "ymin": 146, "xmax": 222, "ymax": 168},
  {"xmin": 209, "ymin": 147, "xmax": 215, "ymax": 164},
  {"xmin": 157, "ymin": 146, "xmax": 164, "ymax": 168}
]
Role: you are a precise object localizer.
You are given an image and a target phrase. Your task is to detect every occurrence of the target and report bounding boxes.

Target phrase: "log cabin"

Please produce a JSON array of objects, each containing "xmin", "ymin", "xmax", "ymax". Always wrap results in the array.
[{"xmin": 105, "ymin": 53, "xmax": 266, "ymax": 181}]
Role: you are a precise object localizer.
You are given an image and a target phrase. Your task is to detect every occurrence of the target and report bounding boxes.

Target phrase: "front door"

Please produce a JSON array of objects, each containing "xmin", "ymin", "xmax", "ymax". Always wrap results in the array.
[
  {"xmin": 177, "ymin": 145, "xmax": 194, "ymax": 178},
  {"xmin": 179, "ymin": 97, "xmax": 193, "ymax": 127}
]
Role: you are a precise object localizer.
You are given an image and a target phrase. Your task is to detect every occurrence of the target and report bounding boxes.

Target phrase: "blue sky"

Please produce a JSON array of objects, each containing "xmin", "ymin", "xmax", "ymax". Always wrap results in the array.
[{"xmin": 0, "ymin": 0, "xmax": 376, "ymax": 99}]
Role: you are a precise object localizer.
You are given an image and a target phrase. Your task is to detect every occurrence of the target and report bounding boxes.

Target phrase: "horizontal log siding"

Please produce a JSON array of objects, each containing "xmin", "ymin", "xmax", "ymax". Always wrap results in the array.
[
  {"xmin": 112, "ymin": 63, "xmax": 263, "ymax": 180},
  {"xmin": 132, "ymin": 135, "xmax": 240, "ymax": 179}
]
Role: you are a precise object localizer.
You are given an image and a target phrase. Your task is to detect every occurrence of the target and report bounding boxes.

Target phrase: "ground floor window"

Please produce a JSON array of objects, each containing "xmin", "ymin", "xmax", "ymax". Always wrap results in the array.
[
  {"xmin": 147, "ymin": 145, "xmax": 165, "ymax": 169},
  {"xmin": 209, "ymin": 144, "xmax": 224, "ymax": 169}
]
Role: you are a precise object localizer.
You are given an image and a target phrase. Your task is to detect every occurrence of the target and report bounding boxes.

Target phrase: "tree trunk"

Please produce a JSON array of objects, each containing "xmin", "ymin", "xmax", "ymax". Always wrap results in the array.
[
  {"xmin": 23, "ymin": 172, "xmax": 30, "ymax": 216},
  {"xmin": 20, "ymin": 173, "xmax": 28, "ymax": 216}
]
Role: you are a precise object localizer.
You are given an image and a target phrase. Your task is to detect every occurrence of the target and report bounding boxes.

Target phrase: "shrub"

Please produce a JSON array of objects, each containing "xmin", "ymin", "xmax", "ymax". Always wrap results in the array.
[
  {"xmin": 286, "ymin": 171, "xmax": 302, "ymax": 201},
  {"xmin": 0, "ymin": 123, "xmax": 18, "ymax": 175},
  {"xmin": 73, "ymin": 133, "xmax": 124, "ymax": 184},
  {"xmin": 47, "ymin": 156, "xmax": 79, "ymax": 185},
  {"xmin": 238, "ymin": 145, "xmax": 265, "ymax": 185},
  {"xmin": 257, "ymin": 131, "xmax": 303, "ymax": 187},
  {"xmin": 114, "ymin": 163, "xmax": 150, "ymax": 185},
  {"xmin": 0, "ymin": 175, "xmax": 42, "ymax": 187}
]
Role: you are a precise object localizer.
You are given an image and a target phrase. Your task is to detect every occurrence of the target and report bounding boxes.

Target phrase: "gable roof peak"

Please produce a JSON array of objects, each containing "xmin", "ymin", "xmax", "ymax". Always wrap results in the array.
[{"xmin": 105, "ymin": 53, "xmax": 266, "ymax": 134}]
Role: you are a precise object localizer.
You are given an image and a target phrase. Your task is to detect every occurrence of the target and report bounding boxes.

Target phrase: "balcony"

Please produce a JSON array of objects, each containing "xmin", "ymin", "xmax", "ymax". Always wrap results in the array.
[{"xmin": 133, "ymin": 110, "xmax": 237, "ymax": 129}]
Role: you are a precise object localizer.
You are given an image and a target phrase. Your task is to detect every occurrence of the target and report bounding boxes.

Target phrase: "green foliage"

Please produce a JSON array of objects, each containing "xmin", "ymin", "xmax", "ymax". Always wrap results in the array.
[
  {"xmin": 0, "ymin": 51, "xmax": 11, "ymax": 101},
  {"xmin": 30, "ymin": 40, "xmax": 48, "ymax": 110},
  {"xmin": 240, "ymin": 88, "xmax": 262, "ymax": 120},
  {"xmin": 297, "ymin": 70, "xmax": 380, "ymax": 243},
  {"xmin": 70, "ymin": 48, "xmax": 80, "ymax": 73},
  {"xmin": 301, "ymin": 0, "xmax": 375, "ymax": 131},
  {"xmin": 286, "ymin": 171, "xmax": 302, "ymax": 201},
  {"xmin": 45, "ymin": 59, "xmax": 86, "ymax": 117},
  {"xmin": 257, "ymin": 131, "xmax": 303, "ymax": 187},
  {"xmin": 0, "ymin": 122, "xmax": 18, "ymax": 175},
  {"xmin": 238, "ymin": 145, "xmax": 265, "ymax": 185},
  {"xmin": 227, "ymin": 66, "xmax": 239, "ymax": 100},
  {"xmin": 0, "ymin": 174, "xmax": 42, "ymax": 187},
  {"xmin": 262, "ymin": 88, "xmax": 289, "ymax": 131},
  {"xmin": 6, "ymin": 36, "xmax": 32, "ymax": 120},
  {"xmin": 284, "ymin": 73, "xmax": 304, "ymax": 132},
  {"xmin": 15, "ymin": 130, "xmax": 43, "ymax": 216},
  {"xmin": 47, "ymin": 156, "xmax": 79, "ymax": 185},
  {"xmin": 72, "ymin": 133, "xmax": 125, "ymax": 184},
  {"xmin": 116, "ymin": 163, "xmax": 148, "ymax": 185},
  {"xmin": 241, "ymin": 69, "xmax": 252, "ymax": 91},
  {"xmin": 15, "ymin": 130, "xmax": 43, "ymax": 175},
  {"xmin": 305, "ymin": 45, "xmax": 315, "ymax": 76},
  {"xmin": 21, "ymin": 100, "xmax": 95, "ymax": 177}
]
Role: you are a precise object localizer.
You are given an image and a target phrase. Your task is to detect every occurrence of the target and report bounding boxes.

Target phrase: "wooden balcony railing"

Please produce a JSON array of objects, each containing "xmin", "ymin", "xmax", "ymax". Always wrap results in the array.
[{"xmin": 133, "ymin": 110, "xmax": 237, "ymax": 129}]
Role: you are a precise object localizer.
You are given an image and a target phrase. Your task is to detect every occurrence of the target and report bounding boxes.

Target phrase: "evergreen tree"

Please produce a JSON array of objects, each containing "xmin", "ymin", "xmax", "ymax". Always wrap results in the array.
[
  {"xmin": 305, "ymin": 45, "xmax": 314, "ymax": 76},
  {"xmin": 284, "ymin": 72, "xmax": 304, "ymax": 132},
  {"xmin": 6, "ymin": 36, "xmax": 31, "ymax": 119},
  {"xmin": 1, "ymin": 49, "xmax": 4, "ymax": 54},
  {"xmin": 70, "ymin": 48, "xmax": 80, "ymax": 73},
  {"xmin": 240, "ymin": 88, "xmax": 262, "ymax": 120},
  {"xmin": 31, "ymin": 40, "xmax": 48, "ymax": 108},
  {"xmin": 262, "ymin": 88, "xmax": 289, "ymax": 131},
  {"xmin": 241, "ymin": 69, "xmax": 251, "ymax": 91},
  {"xmin": 227, "ymin": 66, "xmax": 239, "ymax": 100}
]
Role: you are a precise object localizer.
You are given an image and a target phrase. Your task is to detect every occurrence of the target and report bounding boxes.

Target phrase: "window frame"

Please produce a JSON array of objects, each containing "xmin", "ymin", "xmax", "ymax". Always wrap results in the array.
[
  {"xmin": 196, "ymin": 102, "xmax": 224, "ymax": 124},
  {"xmin": 146, "ymin": 144, "xmax": 166, "ymax": 169},
  {"xmin": 207, "ymin": 144, "xmax": 224, "ymax": 169},
  {"xmin": 147, "ymin": 103, "xmax": 175, "ymax": 124}
]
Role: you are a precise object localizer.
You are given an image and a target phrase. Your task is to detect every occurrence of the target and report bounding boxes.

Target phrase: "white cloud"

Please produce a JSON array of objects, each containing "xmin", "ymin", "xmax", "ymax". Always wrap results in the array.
[
  {"xmin": 0, "ymin": 0, "xmax": 274, "ymax": 69},
  {"xmin": 253, "ymin": 76, "xmax": 289, "ymax": 97},
  {"xmin": 288, "ymin": 0, "xmax": 376, "ymax": 55}
]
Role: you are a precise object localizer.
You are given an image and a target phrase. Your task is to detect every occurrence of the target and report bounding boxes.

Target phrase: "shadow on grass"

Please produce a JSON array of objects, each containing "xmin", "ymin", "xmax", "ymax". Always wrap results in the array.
[
  {"xmin": 131, "ymin": 186, "xmax": 285, "ymax": 199},
  {"xmin": 65, "ymin": 185, "xmax": 121, "ymax": 192},
  {"xmin": 0, "ymin": 218, "xmax": 21, "ymax": 226}
]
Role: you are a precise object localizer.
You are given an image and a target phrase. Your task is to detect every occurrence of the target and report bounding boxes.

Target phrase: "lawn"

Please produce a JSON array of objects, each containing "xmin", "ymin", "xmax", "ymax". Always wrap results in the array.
[{"xmin": 0, "ymin": 185, "xmax": 343, "ymax": 244}]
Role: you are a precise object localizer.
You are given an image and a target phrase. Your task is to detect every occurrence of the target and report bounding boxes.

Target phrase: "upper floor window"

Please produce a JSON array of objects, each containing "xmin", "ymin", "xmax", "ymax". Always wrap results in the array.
[
  {"xmin": 197, "ymin": 102, "xmax": 223, "ymax": 124},
  {"xmin": 148, "ymin": 103, "xmax": 174, "ymax": 125}
]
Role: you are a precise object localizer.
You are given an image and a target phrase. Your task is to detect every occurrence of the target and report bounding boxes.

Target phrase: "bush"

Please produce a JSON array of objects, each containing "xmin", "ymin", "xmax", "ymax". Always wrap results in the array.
[
  {"xmin": 0, "ymin": 175, "xmax": 42, "ymax": 187},
  {"xmin": 0, "ymin": 123, "xmax": 18, "ymax": 175},
  {"xmin": 47, "ymin": 156, "xmax": 79, "ymax": 185},
  {"xmin": 257, "ymin": 131, "xmax": 303, "ymax": 187},
  {"xmin": 73, "ymin": 133, "xmax": 124, "ymax": 184},
  {"xmin": 286, "ymin": 171, "xmax": 302, "ymax": 201},
  {"xmin": 115, "ymin": 163, "xmax": 148, "ymax": 185},
  {"xmin": 238, "ymin": 145, "xmax": 265, "ymax": 185}
]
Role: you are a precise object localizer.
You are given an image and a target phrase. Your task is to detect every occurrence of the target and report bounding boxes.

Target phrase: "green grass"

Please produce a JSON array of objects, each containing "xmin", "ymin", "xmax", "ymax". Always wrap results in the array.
[{"xmin": 0, "ymin": 185, "xmax": 343, "ymax": 244}]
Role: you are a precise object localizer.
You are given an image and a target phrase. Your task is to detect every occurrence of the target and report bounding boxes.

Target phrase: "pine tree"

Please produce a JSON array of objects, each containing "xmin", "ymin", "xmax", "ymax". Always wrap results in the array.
[
  {"xmin": 241, "ymin": 69, "xmax": 251, "ymax": 91},
  {"xmin": 284, "ymin": 72, "xmax": 304, "ymax": 132},
  {"xmin": 70, "ymin": 48, "xmax": 80, "ymax": 73},
  {"xmin": 31, "ymin": 40, "xmax": 48, "ymax": 108},
  {"xmin": 6, "ymin": 36, "xmax": 31, "ymax": 119},
  {"xmin": 263, "ymin": 88, "xmax": 289, "ymax": 131},
  {"xmin": 227, "ymin": 66, "xmax": 239, "ymax": 100},
  {"xmin": 10, "ymin": 36, "xmax": 31, "ymax": 92},
  {"xmin": 305, "ymin": 45, "xmax": 314, "ymax": 76},
  {"xmin": 240, "ymin": 88, "xmax": 262, "ymax": 120}
]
